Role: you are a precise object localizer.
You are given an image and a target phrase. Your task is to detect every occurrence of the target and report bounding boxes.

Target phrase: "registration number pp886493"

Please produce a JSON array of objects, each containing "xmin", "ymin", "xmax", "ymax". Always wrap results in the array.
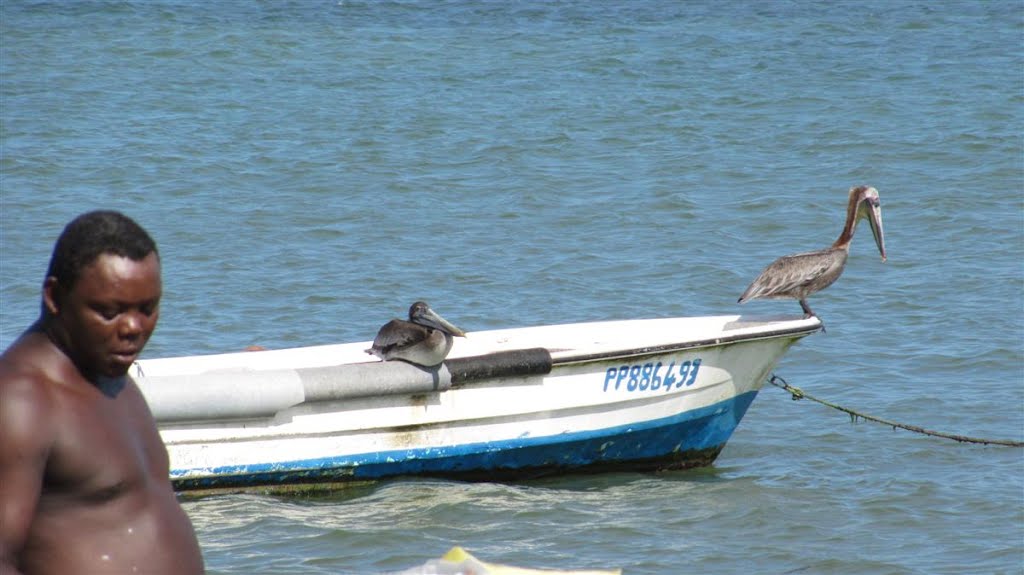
[{"xmin": 602, "ymin": 359, "xmax": 702, "ymax": 393}]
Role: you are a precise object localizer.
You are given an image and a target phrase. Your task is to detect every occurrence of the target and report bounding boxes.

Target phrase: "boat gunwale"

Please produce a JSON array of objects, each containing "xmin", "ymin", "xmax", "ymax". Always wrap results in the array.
[
  {"xmin": 549, "ymin": 320, "xmax": 821, "ymax": 365},
  {"xmin": 136, "ymin": 314, "xmax": 820, "ymax": 376}
]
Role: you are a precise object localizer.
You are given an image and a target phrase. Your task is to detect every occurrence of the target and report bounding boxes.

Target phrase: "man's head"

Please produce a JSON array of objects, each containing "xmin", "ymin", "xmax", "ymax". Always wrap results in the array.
[
  {"xmin": 46, "ymin": 210, "xmax": 159, "ymax": 289},
  {"xmin": 42, "ymin": 211, "xmax": 162, "ymax": 380}
]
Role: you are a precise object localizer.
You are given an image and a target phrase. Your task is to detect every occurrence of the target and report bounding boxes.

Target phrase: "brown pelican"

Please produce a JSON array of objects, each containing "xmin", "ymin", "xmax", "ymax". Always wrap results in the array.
[
  {"xmin": 738, "ymin": 185, "xmax": 887, "ymax": 319},
  {"xmin": 366, "ymin": 301, "xmax": 467, "ymax": 367}
]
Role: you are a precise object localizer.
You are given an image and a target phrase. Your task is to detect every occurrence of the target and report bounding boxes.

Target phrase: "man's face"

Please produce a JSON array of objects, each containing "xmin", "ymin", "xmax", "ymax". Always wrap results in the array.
[{"xmin": 48, "ymin": 252, "xmax": 162, "ymax": 379}]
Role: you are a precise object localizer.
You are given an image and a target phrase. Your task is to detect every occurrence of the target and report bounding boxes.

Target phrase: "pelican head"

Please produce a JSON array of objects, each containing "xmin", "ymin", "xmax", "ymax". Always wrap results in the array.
[
  {"xmin": 408, "ymin": 301, "xmax": 467, "ymax": 337},
  {"xmin": 852, "ymin": 185, "xmax": 886, "ymax": 262}
]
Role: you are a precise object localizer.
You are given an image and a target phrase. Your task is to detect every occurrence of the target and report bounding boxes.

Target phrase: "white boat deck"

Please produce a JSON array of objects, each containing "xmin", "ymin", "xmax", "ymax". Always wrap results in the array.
[{"xmin": 136, "ymin": 314, "xmax": 820, "ymax": 377}]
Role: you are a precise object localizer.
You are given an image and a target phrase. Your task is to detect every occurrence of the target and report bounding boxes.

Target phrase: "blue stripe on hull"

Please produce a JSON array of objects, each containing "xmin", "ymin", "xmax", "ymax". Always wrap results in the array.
[{"xmin": 172, "ymin": 390, "xmax": 759, "ymax": 491}]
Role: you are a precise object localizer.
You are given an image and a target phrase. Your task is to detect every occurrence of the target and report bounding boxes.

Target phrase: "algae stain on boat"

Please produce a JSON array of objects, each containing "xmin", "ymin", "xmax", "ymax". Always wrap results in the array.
[{"xmin": 387, "ymin": 428, "xmax": 425, "ymax": 450}]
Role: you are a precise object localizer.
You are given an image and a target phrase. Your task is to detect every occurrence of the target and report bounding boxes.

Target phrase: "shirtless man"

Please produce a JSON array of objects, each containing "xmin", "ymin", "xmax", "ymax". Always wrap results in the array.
[{"xmin": 0, "ymin": 211, "xmax": 204, "ymax": 574}]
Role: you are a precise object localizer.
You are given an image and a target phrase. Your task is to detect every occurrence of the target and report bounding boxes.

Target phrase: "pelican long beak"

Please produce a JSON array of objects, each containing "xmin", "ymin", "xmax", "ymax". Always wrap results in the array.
[
  {"xmin": 420, "ymin": 307, "xmax": 468, "ymax": 337},
  {"xmin": 866, "ymin": 199, "xmax": 886, "ymax": 262}
]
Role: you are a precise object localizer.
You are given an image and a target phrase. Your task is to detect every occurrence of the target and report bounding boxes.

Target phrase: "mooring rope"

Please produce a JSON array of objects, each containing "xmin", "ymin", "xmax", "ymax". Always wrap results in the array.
[{"xmin": 768, "ymin": 374, "xmax": 1024, "ymax": 447}]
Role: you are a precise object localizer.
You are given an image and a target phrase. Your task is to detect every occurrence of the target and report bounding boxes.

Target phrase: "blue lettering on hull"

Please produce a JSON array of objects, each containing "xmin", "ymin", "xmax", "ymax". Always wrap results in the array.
[{"xmin": 603, "ymin": 359, "xmax": 702, "ymax": 392}]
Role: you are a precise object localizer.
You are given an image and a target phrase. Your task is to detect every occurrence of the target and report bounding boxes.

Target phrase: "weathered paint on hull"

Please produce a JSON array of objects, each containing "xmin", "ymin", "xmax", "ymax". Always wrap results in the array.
[{"xmin": 171, "ymin": 390, "xmax": 757, "ymax": 492}]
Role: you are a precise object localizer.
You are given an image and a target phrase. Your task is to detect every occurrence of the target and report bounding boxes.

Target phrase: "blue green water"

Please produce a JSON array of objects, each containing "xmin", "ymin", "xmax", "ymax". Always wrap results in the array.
[{"xmin": 2, "ymin": 1, "xmax": 1022, "ymax": 573}]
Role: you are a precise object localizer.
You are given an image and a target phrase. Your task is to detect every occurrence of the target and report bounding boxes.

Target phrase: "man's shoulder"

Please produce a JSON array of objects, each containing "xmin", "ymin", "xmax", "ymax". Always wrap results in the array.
[
  {"xmin": 0, "ymin": 377, "xmax": 58, "ymax": 473},
  {"xmin": 1, "ymin": 327, "xmax": 73, "ymax": 389},
  {"xmin": 0, "ymin": 334, "xmax": 61, "ymax": 439},
  {"xmin": 1, "ymin": 327, "xmax": 48, "ymax": 369},
  {"xmin": 0, "ymin": 365, "xmax": 56, "ymax": 427}
]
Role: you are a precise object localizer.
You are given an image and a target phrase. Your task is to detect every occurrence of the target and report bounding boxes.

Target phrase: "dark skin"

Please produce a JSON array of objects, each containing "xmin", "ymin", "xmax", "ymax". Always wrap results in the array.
[{"xmin": 0, "ymin": 252, "xmax": 204, "ymax": 575}]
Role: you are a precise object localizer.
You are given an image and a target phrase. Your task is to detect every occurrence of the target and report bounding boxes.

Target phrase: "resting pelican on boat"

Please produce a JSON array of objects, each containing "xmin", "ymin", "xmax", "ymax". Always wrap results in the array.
[
  {"xmin": 366, "ymin": 301, "xmax": 467, "ymax": 367},
  {"xmin": 738, "ymin": 185, "xmax": 887, "ymax": 320}
]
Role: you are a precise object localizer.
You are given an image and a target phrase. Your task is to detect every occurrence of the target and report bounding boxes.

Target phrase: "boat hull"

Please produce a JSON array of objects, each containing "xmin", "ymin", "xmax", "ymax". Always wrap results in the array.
[
  {"xmin": 170, "ymin": 391, "xmax": 758, "ymax": 491},
  {"xmin": 136, "ymin": 315, "xmax": 820, "ymax": 493}
]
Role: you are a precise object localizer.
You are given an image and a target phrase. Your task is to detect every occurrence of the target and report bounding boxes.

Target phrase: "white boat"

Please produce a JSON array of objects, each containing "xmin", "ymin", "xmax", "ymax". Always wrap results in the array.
[{"xmin": 135, "ymin": 314, "xmax": 821, "ymax": 494}]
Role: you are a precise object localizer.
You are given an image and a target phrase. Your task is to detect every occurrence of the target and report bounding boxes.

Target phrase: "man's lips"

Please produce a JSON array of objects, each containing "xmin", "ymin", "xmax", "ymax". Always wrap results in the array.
[{"xmin": 111, "ymin": 349, "xmax": 140, "ymax": 364}]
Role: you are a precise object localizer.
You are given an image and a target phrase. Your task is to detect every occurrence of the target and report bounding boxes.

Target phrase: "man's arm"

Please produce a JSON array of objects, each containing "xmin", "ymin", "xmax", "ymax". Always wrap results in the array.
[{"xmin": 0, "ymin": 375, "xmax": 51, "ymax": 575}]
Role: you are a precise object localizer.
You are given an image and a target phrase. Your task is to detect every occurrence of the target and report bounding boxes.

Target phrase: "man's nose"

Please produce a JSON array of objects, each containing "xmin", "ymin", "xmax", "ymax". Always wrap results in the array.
[{"xmin": 119, "ymin": 312, "xmax": 144, "ymax": 338}]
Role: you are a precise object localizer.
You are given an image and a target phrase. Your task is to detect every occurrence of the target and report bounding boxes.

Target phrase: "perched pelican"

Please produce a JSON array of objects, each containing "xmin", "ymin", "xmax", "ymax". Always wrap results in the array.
[
  {"xmin": 738, "ymin": 185, "xmax": 887, "ymax": 320},
  {"xmin": 366, "ymin": 301, "xmax": 467, "ymax": 367}
]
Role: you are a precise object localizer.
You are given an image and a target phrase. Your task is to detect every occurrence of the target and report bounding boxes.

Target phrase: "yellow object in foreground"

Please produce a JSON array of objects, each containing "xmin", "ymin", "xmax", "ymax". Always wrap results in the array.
[{"xmin": 439, "ymin": 546, "xmax": 622, "ymax": 575}]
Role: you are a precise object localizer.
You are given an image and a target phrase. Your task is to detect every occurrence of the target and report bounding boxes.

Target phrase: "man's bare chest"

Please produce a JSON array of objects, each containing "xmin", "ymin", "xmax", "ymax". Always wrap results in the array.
[{"xmin": 42, "ymin": 380, "xmax": 167, "ymax": 503}]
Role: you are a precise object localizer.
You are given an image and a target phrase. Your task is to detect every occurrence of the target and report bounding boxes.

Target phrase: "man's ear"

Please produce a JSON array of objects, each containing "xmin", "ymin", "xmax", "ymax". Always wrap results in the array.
[{"xmin": 43, "ymin": 276, "xmax": 62, "ymax": 316}]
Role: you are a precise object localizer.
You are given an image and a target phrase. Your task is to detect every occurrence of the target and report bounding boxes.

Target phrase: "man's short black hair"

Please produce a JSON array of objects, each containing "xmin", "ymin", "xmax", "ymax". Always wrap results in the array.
[{"xmin": 46, "ymin": 210, "xmax": 159, "ymax": 288}]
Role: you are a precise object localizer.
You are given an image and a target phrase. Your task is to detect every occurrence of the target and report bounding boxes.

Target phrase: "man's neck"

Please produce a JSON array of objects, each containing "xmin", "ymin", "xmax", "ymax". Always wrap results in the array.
[{"xmin": 37, "ymin": 315, "xmax": 123, "ymax": 395}]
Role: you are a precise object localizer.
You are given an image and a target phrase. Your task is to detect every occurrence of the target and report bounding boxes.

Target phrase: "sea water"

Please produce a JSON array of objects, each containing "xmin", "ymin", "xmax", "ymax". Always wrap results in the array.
[{"xmin": 1, "ymin": 1, "xmax": 1021, "ymax": 573}]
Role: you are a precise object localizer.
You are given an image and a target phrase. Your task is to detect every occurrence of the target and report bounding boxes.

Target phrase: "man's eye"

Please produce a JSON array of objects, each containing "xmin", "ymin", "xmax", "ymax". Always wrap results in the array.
[{"xmin": 95, "ymin": 307, "xmax": 119, "ymax": 320}]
